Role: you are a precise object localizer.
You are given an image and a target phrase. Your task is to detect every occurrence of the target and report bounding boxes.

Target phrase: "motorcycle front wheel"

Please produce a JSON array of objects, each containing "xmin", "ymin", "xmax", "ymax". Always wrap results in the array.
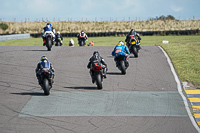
[{"xmin": 79, "ymin": 40, "xmax": 84, "ymax": 46}]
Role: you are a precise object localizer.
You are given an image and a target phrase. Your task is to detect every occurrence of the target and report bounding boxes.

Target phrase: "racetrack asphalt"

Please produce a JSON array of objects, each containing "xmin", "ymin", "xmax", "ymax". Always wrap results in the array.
[{"xmin": 0, "ymin": 46, "xmax": 198, "ymax": 133}]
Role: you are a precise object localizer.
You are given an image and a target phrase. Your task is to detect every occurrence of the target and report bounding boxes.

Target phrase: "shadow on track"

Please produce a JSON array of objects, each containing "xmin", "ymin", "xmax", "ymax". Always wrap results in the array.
[
  {"xmin": 107, "ymin": 72, "xmax": 122, "ymax": 75},
  {"xmin": 10, "ymin": 92, "xmax": 44, "ymax": 96},
  {"xmin": 107, "ymin": 55, "xmax": 137, "ymax": 58},
  {"xmin": 107, "ymin": 55, "xmax": 114, "ymax": 58},
  {"xmin": 64, "ymin": 86, "xmax": 98, "ymax": 90},
  {"xmin": 23, "ymin": 50, "xmax": 47, "ymax": 52},
  {"xmin": 129, "ymin": 55, "xmax": 137, "ymax": 58}
]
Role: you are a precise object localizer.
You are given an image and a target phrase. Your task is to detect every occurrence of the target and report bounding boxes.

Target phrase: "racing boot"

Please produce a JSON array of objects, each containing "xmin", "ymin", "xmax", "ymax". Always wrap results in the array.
[
  {"xmin": 90, "ymin": 71, "xmax": 95, "ymax": 84},
  {"xmin": 43, "ymin": 40, "xmax": 46, "ymax": 46},
  {"xmin": 51, "ymin": 78, "xmax": 54, "ymax": 84},
  {"xmin": 103, "ymin": 73, "xmax": 107, "ymax": 78},
  {"xmin": 103, "ymin": 68, "xmax": 107, "ymax": 78}
]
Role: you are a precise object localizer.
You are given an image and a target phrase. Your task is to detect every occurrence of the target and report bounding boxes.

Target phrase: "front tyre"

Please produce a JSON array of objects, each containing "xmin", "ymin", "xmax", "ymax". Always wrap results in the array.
[
  {"xmin": 43, "ymin": 78, "xmax": 50, "ymax": 95},
  {"xmin": 80, "ymin": 40, "xmax": 84, "ymax": 46},
  {"xmin": 56, "ymin": 41, "xmax": 61, "ymax": 46},
  {"xmin": 95, "ymin": 74, "xmax": 103, "ymax": 89}
]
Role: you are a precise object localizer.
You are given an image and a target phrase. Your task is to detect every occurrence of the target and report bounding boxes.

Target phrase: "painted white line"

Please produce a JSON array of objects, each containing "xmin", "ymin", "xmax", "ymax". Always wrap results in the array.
[{"xmin": 158, "ymin": 46, "xmax": 200, "ymax": 132}]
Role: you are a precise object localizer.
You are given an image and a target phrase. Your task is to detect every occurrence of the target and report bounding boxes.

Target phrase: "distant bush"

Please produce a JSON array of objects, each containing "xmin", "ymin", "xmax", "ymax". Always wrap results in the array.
[
  {"xmin": 151, "ymin": 15, "xmax": 176, "ymax": 20},
  {"xmin": 0, "ymin": 23, "xmax": 8, "ymax": 30}
]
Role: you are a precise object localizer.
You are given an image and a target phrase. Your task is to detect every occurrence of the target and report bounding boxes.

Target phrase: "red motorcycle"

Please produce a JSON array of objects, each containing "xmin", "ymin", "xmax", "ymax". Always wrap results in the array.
[{"xmin": 91, "ymin": 64, "xmax": 103, "ymax": 89}]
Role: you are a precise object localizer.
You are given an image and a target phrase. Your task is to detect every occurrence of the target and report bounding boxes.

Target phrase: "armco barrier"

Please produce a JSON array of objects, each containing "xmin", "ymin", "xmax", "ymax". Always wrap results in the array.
[
  {"xmin": 29, "ymin": 30, "xmax": 199, "ymax": 38},
  {"xmin": 0, "ymin": 33, "xmax": 30, "ymax": 41}
]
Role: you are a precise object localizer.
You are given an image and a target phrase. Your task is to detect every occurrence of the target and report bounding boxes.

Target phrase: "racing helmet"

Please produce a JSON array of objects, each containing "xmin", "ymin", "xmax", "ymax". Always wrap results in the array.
[
  {"xmin": 129, "ymin": 29, "xmax": 135, "ymax": 35},
  {"xmin": 117, "ymin": 41, "xmax": 124, "ymax": 46},
  {"xmin": 93, "ymin": 51, "xmax": 99, "ymax": 57},
  {"xmin": 46, "ymin": 23, "xmax": 51, "ymax": 27},
  {"xmin": 57, "ymin": 31, "xmax": 60, "ymax": 34},
  {"xmin": 41, "ymin": 56, "xmax": 48, "ymax": 61}
]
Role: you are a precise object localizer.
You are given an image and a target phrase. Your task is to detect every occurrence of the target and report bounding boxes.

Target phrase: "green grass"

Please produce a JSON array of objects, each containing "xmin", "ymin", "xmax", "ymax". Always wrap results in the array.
[
  {"xmin": 0, "ymin": 35, "xmax": 200, "ymax": 88},
  {"xmin": 157, "ymin": 38, "xmax": 200, "ymax": 88}
]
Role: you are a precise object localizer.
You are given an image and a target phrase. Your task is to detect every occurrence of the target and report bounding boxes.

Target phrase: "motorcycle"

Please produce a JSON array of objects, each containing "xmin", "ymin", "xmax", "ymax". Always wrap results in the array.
[
  {"xmin": 115, "ymin": 55, "xmax": 129, "ymax": 75},
  {"xmin": 40, "ymin": 68, "xmax": 53, "ymax": 95},
  {"xmin": 128, "ymin": 36, "xmax": 140, "ymax": 57},
  {"xmin": 55, "ymin": 38, "xmax": 62, "ymax": 46},
  {"xmin": 78, "ymin": 35, "xmax": 86, "ymax": 46},
  {"xmin": 90, "ymin": 65, "xmax": 104, "ymax": 89},
  {"xmin": 44, "ymin": 32, "xmax": 54, "ymax": 51}
]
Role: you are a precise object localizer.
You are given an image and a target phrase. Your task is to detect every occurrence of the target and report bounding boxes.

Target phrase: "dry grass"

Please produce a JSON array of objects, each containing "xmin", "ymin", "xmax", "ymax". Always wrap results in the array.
[{"xmin": 0, "ymin": 20, "xmax": 200, "ymax": 34}]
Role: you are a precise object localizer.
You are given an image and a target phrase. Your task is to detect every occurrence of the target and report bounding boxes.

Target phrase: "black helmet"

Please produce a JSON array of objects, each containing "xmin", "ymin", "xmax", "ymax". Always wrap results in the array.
[
  {"xmin": 93, "ymin": 51, "xmax": 99, "ymax": 57},
  {"xmin": 129, "ymin": 29, "xmax": 135, "ymax": 35},
  {"xmin": 46, "ymin": 23, "xmax": 51, "ymax": 26}
]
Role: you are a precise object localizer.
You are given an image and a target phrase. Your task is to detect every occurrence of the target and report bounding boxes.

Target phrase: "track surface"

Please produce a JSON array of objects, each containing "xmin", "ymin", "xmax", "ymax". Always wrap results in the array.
[{"xmin": 0, "ymin": 46, "xmax": 197, "ymax": 133}]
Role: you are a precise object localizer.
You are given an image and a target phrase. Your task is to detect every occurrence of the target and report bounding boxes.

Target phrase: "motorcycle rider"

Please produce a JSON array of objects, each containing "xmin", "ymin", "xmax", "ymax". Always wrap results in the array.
[
  {"xmin": 35, "ymin": 56, "xmax": 55, "ymax": 85},
  {"xmin": 87, "ymin": 51, "xmax": 108, "ymax": 83},
  {"xmin": 55, "ymin": 31, "xmax": 63, "ymax": 46},
  {"xmin": 69, "ymin": 38, "xmax": 75, "ymax": 47},
  {"xmin": 125, "ymin": 29, "xmax": 141, "ymax": 49},
  {"xmin": 112, "ymin": 41, "xmax": 130, "ymax": 67},
  {"xmin": 77, "ymin": 30, "xmax": 88, "ymax": 44},
  {"xmin": 41, "ymin": 23, "xmax": 56, "ymax": 46}
]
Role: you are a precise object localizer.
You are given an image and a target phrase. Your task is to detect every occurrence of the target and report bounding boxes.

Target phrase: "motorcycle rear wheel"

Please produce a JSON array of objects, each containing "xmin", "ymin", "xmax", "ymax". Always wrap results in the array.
[
  {"xmin": 132, "ymin": 45, "xmax": 138, "ymax": 58},
  {"xmin": 43, "ymin": 78, "xmax": 50, "ymax": 95},
  {"xmin": 47, "ymin": 38, "xmax": 52, "ymax": 51},
  {"xmin": 120, "ymin": 60, "xmax": 126, "ymax": 75},
  {"xmin": 95, "ymin": 74, "xmax": 103, "ymax": 89}
]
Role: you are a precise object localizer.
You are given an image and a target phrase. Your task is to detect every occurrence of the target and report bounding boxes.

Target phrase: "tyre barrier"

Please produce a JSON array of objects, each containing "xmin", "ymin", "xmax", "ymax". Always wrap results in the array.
[{"xmin": 29, "ymin": 29, "xmax": 199, "ymax": 38}]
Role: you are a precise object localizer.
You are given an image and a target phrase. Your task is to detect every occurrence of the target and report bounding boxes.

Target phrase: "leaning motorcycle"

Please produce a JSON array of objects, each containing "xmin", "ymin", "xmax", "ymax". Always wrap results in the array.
[
  {"xmin": 128, "ymin": 36, "xmax": 140, "ymax": 58},
  {"xmin": 90, "ymin": 65, "xmax": 104, "ymax": 89},
  {"xmin": 55, "ymin": 38, "xmax": 62, "ymax": 46},
  {"xmin": 44, "ymin": 32, "xmax": 54, "ymax": 51},
  {"xmin": 78, "ymin": 36, "xmax": 86, "ymax": 46},
  {"xmin": 116, "ymin": 55, "xmax": 129, "ymax": 75},
  {"xmin": 40, "ymin": 68, "xmax": 53, "ymax": 95}
]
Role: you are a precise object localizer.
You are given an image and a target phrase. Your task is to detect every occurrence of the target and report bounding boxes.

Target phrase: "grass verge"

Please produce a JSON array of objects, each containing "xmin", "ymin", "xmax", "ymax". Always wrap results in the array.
[
  {"xmin": 157, "ymin": 37, "xmax": 200, "ymax": 88},
  {"xmin": 0, "ymin": 35, "xmax": 199, "ymax": 88}
]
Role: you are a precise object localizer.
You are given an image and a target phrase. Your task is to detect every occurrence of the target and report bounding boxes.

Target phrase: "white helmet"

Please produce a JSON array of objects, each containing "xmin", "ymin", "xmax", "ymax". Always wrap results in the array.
[{"xmin": 118, "ymin": 41, "xmax": 124, "ymax": 46}]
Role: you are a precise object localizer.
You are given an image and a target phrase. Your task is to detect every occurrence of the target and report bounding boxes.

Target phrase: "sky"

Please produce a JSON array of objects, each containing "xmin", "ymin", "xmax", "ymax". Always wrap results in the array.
[{"xmin": 0, "ymin": 0, "xmax": 200, "ymax": 22}]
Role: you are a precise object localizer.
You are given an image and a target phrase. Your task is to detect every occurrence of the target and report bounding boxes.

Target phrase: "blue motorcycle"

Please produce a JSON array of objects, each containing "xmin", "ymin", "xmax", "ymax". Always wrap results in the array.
[
  {"xmin": 39, "ymin": 68, "xmax": 53, "ymax": 95},
  {"xmin": 115, "ymin": 54, "xmax": 129, "ymax": 75}
]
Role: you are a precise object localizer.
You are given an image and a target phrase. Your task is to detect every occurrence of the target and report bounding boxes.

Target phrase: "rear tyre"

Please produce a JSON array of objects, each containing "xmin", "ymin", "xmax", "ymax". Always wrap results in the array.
[
  {"xmin": 95, "ymin": 74, "xmax": 103, "ymax": 89},
  {"xmin": 43, "ymin": 78, "xmax": 50, "ymax": 95},
  {"xmin": 120, "ymin": 60, "xmax": 126, "ymax": 75},
  {"xmin": 132, "ymin": 45, "xmax": 138, "ymax": 58},
  {"xmin": 47, "ymin": 38, "xmax": 52, "ymax": 51}
]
